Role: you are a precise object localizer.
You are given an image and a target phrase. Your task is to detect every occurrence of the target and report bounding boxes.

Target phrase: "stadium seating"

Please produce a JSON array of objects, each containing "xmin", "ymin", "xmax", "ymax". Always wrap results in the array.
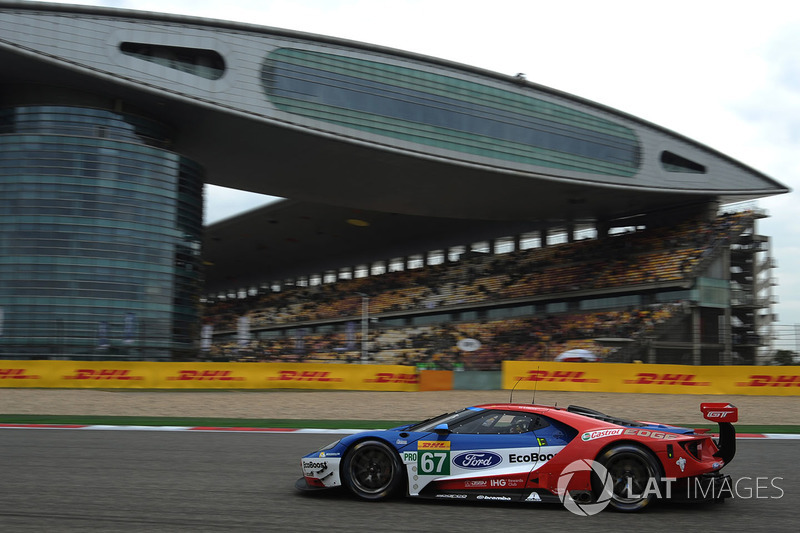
[{"xmin": 202, "ymin": 211, "xmax": 754, "ymax": 368}]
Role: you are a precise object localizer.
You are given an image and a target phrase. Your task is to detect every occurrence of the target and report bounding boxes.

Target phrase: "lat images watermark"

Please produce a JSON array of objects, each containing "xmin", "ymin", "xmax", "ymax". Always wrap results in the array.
[
  {"xmin": 557, "ymin": 459, "xmax": 614, "ymax": 516},
  {"xmin": 557, "ymin": 459, "xmax": 785, "ymax": 516},
  {"xmin": 625, "ymin": 475, "xmax": 785, "ymax": 501}
]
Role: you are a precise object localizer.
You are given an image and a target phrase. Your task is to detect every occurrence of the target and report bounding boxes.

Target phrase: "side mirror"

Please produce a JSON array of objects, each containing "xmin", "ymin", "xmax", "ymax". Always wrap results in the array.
[{"xmin": 434, "ymin": 423, "xmax": 451, "ymax": 436}]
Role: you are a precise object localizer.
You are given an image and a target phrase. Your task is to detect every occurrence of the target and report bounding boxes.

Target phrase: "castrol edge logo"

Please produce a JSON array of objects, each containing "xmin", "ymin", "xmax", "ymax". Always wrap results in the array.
[{"xmin": 581, "ymin": 428, "xmax": 624, "ymax": 441}]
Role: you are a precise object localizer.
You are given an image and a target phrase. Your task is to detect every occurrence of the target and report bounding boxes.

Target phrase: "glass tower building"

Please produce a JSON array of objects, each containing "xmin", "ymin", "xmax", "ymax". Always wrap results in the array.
[{"xmin": 0, "ymin": 100, "xmax": 203, "ymax": 360}]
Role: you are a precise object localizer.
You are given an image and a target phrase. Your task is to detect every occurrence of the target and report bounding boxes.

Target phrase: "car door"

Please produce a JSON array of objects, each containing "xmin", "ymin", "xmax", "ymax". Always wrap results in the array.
[{"xmin": 416, "ymin": 410, "xmax": 545, "ymax": 492}]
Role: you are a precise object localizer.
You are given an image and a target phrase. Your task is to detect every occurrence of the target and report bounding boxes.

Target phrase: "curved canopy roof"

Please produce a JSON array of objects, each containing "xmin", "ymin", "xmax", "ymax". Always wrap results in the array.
[{"xmin": 0, "ymin": 1, "xmax": 789, "ymax": 292}]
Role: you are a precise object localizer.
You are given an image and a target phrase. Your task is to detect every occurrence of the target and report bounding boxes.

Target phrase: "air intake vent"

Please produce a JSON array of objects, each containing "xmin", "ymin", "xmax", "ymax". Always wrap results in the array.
[{"xmin": 120, "ymin": 42, "xmax": 225, "ymax": 80}]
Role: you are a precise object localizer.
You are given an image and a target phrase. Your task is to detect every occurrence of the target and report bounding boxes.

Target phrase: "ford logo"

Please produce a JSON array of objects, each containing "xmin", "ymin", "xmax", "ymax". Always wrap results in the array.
[{"xmin": 452, "ymin": 451, "xmax": 503, "ymax": 469}]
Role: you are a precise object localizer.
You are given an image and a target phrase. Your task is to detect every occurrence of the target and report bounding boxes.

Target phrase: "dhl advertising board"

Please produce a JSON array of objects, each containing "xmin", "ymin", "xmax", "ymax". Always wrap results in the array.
[
  {"xmin": 0, "ymin": 361, "xmax": 419, "ymax": 391},
  {"xmin": 503, "ymin": 361, "xmax": 800, "ymax": 396}
]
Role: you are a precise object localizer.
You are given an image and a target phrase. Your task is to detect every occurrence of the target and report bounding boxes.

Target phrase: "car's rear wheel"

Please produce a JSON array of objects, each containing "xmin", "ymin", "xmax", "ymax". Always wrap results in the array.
[
  {"xmin": 342, "ymin": 440, "xmax": 403, "ymax": 501},
  {"xmin": 595, "ymin": 444, "xmax": 661, "ymax": 512}
]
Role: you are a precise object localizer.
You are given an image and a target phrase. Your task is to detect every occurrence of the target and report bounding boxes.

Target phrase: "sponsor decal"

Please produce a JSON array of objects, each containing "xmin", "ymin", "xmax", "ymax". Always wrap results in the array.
[
  {"xmin": 0, "ymin": 368, "xmax": 40, "ymax": 380},
  {"xmin": 453, "ymin": 451, "xmax": 503, "ymax": 469},
  {"xmin": 267, "ymin": 370, "xmax": 342, "ymax": 382},
  {"xmin": 736, "ymin": 375, "xmax": 800, "ymax": 387},
  {"xmin": 509, "ymin": 452, "xmax": 555, "ymax": 463},
  {"xmin": 418, "ymin": 441, "xmax": 450, "ymax": 450},
  {"xmin": 515, "ymin": 370, "xmax": 599, "ymax": 383},
  {"xmin": 402, "ymin": 452, "xmax": 418, "ymax": 463},
  {"xmin": 319, "ymin": 452, "xmax": 340, "ymax": 458},
  {"xmin": 302, "ymin": 460, "xmax": 328, "ymax": 471},
  {"xmin": 167, "ymin": 370, "xmax": 244, "ymax": 381},
  {"xmin": 580, "ymin": 429, "xmax": 623, "ymax": 441},
  {"xmin": 490, "ymin": 478, "xmax": 526, "ymax": 488},
  {"xmin": 363, "ymin": 372, "xmax": 418, "ymax": 384},
  {"xmin": 525, "ymin": 492, "xmax": 542, "ymax": 502},
  {"xmin": 536, "ymin": 437, "xmax": 548, "ymax": 446},
  {"xmin": 676, "ymin": 457, "xmax": 686, "ymax": 472},
  {"xmin": 396, "ymin": 439, "xmax": 408, "ymax": 445},
  {"xmin": 622, "ymin": 428, "xmax": 680, "ymax": 440},
  {"xmin": 465, "ymin": 480, "xmax": 488, "ymax": 488},
  {"xmin": 623, "ymin": 373, "xmax": 710, "ymax": 386},
  {"xmin": 477, "ymin": 495, "xmax": 511, "ymax": 501},
  {"xmin": 63, "ymin": 369, "xmax": 143, "ymax": 381},
  {"xmin": 435, "ymin": 494, "xmax": 467, "ymax": 499}
]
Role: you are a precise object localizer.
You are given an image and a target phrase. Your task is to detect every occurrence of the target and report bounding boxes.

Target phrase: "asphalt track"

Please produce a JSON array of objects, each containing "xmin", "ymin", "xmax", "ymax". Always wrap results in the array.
[{"xmin": 0, "ymin": 430, "xmax": 797, "ymax": 532}]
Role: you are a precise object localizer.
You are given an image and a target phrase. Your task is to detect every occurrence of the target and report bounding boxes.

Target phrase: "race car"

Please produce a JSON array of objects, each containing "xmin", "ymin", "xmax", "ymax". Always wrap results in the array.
[{"xmin": 295, "ymin": 402, "xmax": 737, "ymax": 512}]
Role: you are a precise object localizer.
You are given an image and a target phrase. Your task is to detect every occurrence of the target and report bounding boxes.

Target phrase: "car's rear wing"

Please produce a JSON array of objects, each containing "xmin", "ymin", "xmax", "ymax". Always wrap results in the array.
[{"xmin": 700, "ymin": 403, "xmax": 737, "ymax": 464}]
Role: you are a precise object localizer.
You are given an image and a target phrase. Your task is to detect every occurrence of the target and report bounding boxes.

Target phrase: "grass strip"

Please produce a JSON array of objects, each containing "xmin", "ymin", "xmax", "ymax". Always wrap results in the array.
[{"xmin": 1, "ymin": 415, "xmax": 799, "ymax": 434}]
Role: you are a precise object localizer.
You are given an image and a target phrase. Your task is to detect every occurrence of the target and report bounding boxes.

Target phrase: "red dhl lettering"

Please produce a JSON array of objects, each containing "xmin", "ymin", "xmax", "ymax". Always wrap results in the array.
[
  {"xmin": 418, "ymin": 441, "xmax": 451, "ymax": 450},
  {"xmin": 515, "ymin": 370, "xmax": 599, "ymax": 383},
  {"xmin": 63, "ymin": 369, "xmax": 143, "ymax": 380},
  {"xmin": 736, "ymin": 375, "xmax": 800, "ymax": 387},
  {"xmin": 623, "ymin": 373, "xmax": 710, "ymax": 386},
  {"xmin": 363, "ymin": 372, "xmax": 419, "ymax": 384},
  {"xmin": 267, "ymin": 370, "xmax": 342, "ymax": 382},
  {"xmin": 0, "ymin": 368, "xmax": 40, "ymax": 379},
  {"xmin": 167, "ymin": 370, "xmax": 245, "ymax": 381}
]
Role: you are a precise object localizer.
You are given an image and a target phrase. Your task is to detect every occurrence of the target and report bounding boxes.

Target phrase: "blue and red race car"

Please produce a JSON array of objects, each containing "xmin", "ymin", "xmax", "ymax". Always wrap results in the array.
[{"xmin": 296, "ymin": 402, "xmax": 737, "ymax": 512}]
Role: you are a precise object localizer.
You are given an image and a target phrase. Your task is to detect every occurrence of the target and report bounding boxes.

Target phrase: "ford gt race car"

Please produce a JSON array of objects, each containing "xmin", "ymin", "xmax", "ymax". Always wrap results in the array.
[{"xmin": 296, "ymin": 402, "xmax": 737, "ymax": 513}]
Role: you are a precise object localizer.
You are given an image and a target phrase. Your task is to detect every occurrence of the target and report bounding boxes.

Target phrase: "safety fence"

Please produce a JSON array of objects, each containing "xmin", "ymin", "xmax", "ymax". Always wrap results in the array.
[{"xmin": 1, "ymin": 361, "xmax": 799, "ymax": 395}]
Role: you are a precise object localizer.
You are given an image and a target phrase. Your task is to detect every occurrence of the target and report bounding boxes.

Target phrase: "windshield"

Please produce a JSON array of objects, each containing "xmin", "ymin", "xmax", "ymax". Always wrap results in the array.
[{"xmin": 404, "ymin": 408, "xmax": 482, "ymax": 432}]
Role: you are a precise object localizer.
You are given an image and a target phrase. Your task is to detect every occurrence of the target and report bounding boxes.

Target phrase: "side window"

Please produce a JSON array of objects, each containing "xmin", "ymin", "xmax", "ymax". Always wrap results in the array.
[{"xmin": 450, "ymin": 410, "xmax": 549, "ymax": 434}]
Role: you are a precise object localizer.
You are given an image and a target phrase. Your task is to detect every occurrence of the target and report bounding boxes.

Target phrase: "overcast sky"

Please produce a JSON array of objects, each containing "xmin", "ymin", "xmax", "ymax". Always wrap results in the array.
[{"xmin": 34, "ymin": 1, "xmax": 800, "ymax": 341}]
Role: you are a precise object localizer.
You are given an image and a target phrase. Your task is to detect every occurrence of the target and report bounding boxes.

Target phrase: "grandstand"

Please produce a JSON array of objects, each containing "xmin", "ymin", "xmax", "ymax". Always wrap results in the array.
[
  {"xmin": 0, "ymin": 2, "xmax": 788, "ymax": 363},
  {"xmin": 204, "ymin": 208, "xmax": 776, "ymax": 366}
]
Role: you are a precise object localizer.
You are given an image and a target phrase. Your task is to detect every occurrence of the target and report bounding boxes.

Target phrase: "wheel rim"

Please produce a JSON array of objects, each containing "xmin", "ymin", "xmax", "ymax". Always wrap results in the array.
[
  {"xmin": 349, "ymin": 446, "xmax": 395, "ymax": 494},
  {"xmin": 604, "ymin": 452, "xmax": 654, "ymax": 503}
]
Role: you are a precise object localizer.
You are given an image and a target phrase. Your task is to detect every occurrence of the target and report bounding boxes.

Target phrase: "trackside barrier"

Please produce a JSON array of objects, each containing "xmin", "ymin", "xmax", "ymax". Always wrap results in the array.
[
  {"xmin": 503, "ymin": 361, "xmax": 800, "ymax": 396},
  {"xmin": 3, "ymin": 361, "xmax": 800, "ymax": 395},
  {"xmin": 418, "ymin": 370, "xmax": 453, "ymax": 391},
  {"xmin": 0, "ymin": 361, "xmax": 419, "ymax": 391}
]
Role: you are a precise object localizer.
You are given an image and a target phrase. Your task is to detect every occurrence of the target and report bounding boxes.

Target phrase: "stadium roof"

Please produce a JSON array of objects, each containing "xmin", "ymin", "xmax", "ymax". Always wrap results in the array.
[
  {"xmin": 203, "ymin": 199, "xmax": 545, "ymax": 292},
  {"xmin": 0, "ymin": 1, "xmax": 790, "ymax": 293}
]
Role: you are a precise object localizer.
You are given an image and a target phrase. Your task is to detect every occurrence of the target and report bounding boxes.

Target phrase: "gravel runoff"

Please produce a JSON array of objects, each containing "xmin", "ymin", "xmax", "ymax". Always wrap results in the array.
[{"xmin": 1, "ymin": 389, "xmax": 798, "ymax": 425}]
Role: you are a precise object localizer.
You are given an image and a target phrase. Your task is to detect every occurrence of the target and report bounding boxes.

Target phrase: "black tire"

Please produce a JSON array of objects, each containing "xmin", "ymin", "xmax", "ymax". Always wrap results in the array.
[
  {"xmin": 341, "ymin": 440, "xmax": 403, "ymax": 501},
  {"xmin": 595, "ymin": 444, "xmax": 661, "ymax": 512}
]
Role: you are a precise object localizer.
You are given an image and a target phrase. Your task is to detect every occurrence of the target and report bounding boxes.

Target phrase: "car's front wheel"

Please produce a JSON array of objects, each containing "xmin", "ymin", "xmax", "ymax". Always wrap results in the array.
[
  {"xmin": 595, "ymin": 444, "xmax": 661, "ymax": 512},
  {"xmin": 341, "ymin": 440, "xmax": 403, "ymax": 501}
]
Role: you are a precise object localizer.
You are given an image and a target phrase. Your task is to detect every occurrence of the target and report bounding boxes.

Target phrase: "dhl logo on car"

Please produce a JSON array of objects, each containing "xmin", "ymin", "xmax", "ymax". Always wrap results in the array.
[
  {"xmin": 267, "ymin": 370, "xmax": 343, "ymax": 382},
  {"xmin": 515, "ymin": 370, "xmax": 599, "ymax": 383},
  {"xmin": 63, "ymin": 369, "xmax": 143, "ymax": 380},
  {"xmin": 623, "ymin": 373, "xmax": 710, "ymax": 386},
  {"xmin": 0, "ymin": 368, "xmax": 40, "ymax": 380},
  {"xmin": 418, "ymin": 441, "xmax": 451, "ymax": 450},
  {"xmin": 167, "ymin": 370, "xmax": 244, "ymax": 381},
  {"xmin": 736, "ymin": 375, "xmax": 800, "ymax": 387},
  {"xmin": 363, "ymin": 372, "xmax": 419, "ymax": 384}
]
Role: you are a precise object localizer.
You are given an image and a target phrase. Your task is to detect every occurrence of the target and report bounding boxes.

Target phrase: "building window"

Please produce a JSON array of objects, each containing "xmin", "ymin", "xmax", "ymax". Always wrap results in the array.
[{"xmin": 660, "ymin": 151, "xmax": 706, "ymax": 173}]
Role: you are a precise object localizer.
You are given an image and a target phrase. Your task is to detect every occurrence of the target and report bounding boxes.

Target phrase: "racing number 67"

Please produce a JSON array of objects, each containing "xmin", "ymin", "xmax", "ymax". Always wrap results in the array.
[{"xmin": 418, "ymin": 451, "xmax": 450, "ymax": 475}]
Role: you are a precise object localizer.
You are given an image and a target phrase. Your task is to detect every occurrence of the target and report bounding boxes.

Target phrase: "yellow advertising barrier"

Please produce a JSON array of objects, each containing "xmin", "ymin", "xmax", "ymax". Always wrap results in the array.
[
  {"xmin": 0, "ymin": 361, "xmax": 419, "ymax": 391},
  {"xmin": 503, "ymin": 361, "xmax": 800, "ymax": 396},
  {"xmin": 4, "ymin": 360, "xmax": 799, "ymax": 395}
]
